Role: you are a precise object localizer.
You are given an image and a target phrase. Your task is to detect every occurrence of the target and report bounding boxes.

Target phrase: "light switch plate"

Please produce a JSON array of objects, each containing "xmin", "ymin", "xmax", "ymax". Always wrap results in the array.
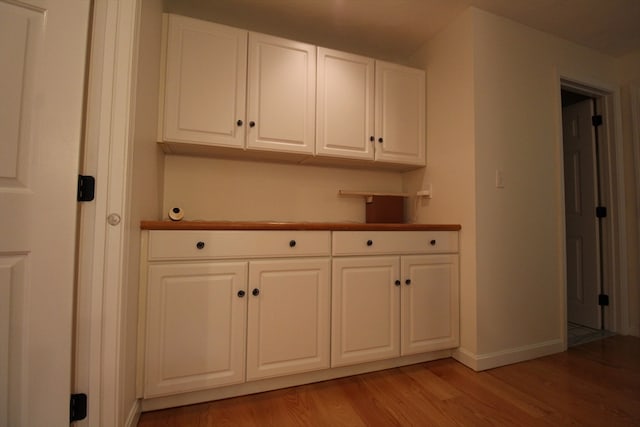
[{"xmin": 495, "ymin": 170, "xmax": 505, "ymax": 188}]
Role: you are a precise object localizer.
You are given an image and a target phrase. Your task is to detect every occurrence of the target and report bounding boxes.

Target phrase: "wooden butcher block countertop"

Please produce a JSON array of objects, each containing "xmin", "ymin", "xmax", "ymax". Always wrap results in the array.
[{"xmin": 140, "ymin": 221, "xmax": 461, "ymax": 231}]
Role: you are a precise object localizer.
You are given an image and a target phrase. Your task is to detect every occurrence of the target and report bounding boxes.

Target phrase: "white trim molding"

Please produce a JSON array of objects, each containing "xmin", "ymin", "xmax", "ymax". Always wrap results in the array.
[
  {"xmin": 74, "ymin": 0, "xmax": 141, "ymax": 426},
  {"xmin": 452, "ymin": 339, "xmax": 564, "ymax": 372},
  {"xmin": 553, "ymin": 67, "xmax": 629, "ymax": 338}
]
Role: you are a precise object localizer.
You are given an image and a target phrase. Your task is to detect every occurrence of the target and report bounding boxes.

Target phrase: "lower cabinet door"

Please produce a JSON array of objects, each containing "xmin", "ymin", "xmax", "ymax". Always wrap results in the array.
[
  {"xmin": 144, "ymin": 262, "xmax": 248, "ymax": 397},
  {"xmin": 331, "ymin": 256, "xmax": 401, "ymax": 367},
  {"xmin": 401, "ymin": 254, "xmax": 460, "ymax": 355},
  {"xmin": 246, "ymin": 258, "xmax": 331, "ymax": 380}
]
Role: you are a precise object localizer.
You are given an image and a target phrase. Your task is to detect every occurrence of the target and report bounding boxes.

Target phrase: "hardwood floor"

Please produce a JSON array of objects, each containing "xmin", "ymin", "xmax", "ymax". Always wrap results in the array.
[{"xmin": 138, "ymin": 335, "xmax": 640, "ymax": 426}]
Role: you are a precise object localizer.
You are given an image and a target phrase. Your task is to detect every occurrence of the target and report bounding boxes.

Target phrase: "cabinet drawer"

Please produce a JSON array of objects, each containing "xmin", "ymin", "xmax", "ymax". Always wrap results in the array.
[
  {"xmin": 149, "ymin": 230, "xmax": 331, "ymax": 260},
  {"xmin": 332, "ymin": 231, "xmax": 458, "ymax": 256}
]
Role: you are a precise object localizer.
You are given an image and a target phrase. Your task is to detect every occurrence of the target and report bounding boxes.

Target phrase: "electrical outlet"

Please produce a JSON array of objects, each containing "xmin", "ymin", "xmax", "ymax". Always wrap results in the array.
[{"xmin": 416, "ymin": 184, "xmax": 432, "ymax": 198}]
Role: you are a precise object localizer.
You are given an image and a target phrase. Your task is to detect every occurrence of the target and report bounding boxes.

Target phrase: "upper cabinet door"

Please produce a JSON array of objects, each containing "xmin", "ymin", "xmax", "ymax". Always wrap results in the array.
[
  {"xmin": 161, "ymin": 15, "xmax": 247, "ymax": 147},
  {"xmin": 316, "ymin": 48, "xmax": 374, "ymax": 160},
  {"xmin": 374, "ymin": 61, "xmax": 425, "ymax": 166},
  {"xmin": 247, "ymin": 33, "xmax": 316, "ymax": 154}
]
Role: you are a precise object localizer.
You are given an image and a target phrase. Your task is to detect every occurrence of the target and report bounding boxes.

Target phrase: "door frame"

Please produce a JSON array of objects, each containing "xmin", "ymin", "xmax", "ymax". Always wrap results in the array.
[
  {"xmin": 74, "ymin": 0, "xmax": 141, "ymax": 426},
  {"xmin": 555, "ymin": 72, "xmax": 629, "ymax": 347}
]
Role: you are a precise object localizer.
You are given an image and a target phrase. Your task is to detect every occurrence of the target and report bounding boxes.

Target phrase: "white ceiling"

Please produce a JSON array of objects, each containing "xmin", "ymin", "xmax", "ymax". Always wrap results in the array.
[{"xmin": 164, "ymin": 0, "xmax": 640, "ymax": 62}]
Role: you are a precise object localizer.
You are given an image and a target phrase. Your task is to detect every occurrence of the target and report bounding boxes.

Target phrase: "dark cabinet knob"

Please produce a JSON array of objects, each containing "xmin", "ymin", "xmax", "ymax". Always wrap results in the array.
[
  {"xmin": 430, "ymin": 239, "xmax": 436, "ymax": 246},
  {"xmin": 289, "ymin": 240, "xmax": 296, "ymax": 247},
  {"xmin": 196, "ymin": 241, "xmax": 205, "ymax": 250},
  {"xmin": 237, "ymin": 290, "xmax": 246, "ymax": 297},
  {"xmin": 405, "ymin": 279, "xmax": 411, "ymax": 285},
  {"xmin": 237, "ymin": 119, "xmax": 243, "ymax": 126},
  {"xmin": 366, "ymin": 240, "xmax": 373, "ymax": 246},
  {"xmin": 394, "ymin": 280, "xmax": 401, "ymax": 286},
  {"xmin": 369, "ymin": 136, "xmax": 375, "ymax": 142},
  {"xmin": 252, "ymin": 288, "xmax": 260, "ymax": 296},
  {"xmin": 378, "ymin": 137, "xmax": 383, "ymax": 143},
  {"xmin": 249, "ymin": 121, "xmax": 256, "ymax": 127}
]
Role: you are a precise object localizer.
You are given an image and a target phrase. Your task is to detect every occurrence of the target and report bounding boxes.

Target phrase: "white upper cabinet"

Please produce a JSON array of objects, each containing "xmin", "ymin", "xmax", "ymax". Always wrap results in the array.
[
  {"xmin": 316, "ymin": 49, "xmax": 425, "ymax": 167},
  {"xmin": 160, "ymin": 14, "xmax": 247, "ymax": 147},
  {"xmin": 316, "ymin": 48, "xmax": 375, "ymax": 160},
  {"xmin": 375, "ymin": 61, "xmax": 425, "ymax": 166},
  {"xmin": 159, "ymin": 14, "xmax": 424, "ymax": 168},
  {"xmin": 247, "ymin": 33, "xmax": 316, "ymax": 155}
]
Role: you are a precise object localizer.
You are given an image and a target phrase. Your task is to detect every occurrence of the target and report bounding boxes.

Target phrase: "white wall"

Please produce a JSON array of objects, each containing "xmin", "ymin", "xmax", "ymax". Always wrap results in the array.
[
  {"xmin": 408, "ymin": 7, "xmax": 626, "ymax": 369},
  {"xmin": 473, "ymin": 8, "xmax": 622, "ymax": 359},
  {"xmin": 617, "ymin": 51, "xmax": 640, "ymax": 85},
  {"xmin": 125, "ymin": 0, "xmax": 164, "ymax": 423},
  {"xmin": 163, "ymin": 156, "xmax": 404, "ymax": 222},
  {"xmin": 406, "ymin": 8, "xmax": 478, "ymax": 355}
]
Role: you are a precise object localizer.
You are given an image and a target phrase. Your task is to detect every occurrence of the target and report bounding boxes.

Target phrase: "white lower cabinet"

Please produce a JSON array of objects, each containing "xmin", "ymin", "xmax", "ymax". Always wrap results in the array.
[
  {"xmin": 401, "ymin": 254, "xmax": 460, "ymax": 355},
  {"xmin": 144, "ymin": 261, "xmax": 248, "ymax": 397},
  {"xmin": 331, "ymin": 231, "xmax": 459, "ymax": 367},
  {"xmin": 247, "ymin": 258, "xmax": 330, "ymax": 380},
  {"xmin": 143, "ymin": 231, "xmax": 331, "ymax": 398},
  {"xmin": 331, "ymin": 256, "xmax": 401, "ymax": 366},
  {"xmin": 141, "ymin": 229, "xmax": 458, "ymax": 401}
]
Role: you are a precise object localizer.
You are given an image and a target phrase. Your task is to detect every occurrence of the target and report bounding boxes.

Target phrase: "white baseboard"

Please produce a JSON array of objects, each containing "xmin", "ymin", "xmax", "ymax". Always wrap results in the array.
[
  {"xmin": 141, "ymin": 350, "xmax": 452, "ymax": 412},
  {"xmin": 124, "ymin": 399, "xmax": 142, "ymax": 427},
  {"xmin": 452, "ymin": 339, "xmax": 564, "ymax": 371}
]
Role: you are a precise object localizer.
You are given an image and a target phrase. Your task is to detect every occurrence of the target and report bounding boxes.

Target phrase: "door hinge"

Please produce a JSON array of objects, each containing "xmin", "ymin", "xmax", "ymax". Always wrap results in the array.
[
  {"xmin": 598, "ymin": 294, "xmax": 610, "ymax": 307},
  {"xmin": 596, "ymin": 206, "xmax": 607, "ymax": 218},
  {"xmin": 77, "ymin": 175, "xmax": 95, "ymax": 202},
  {"xmin": 592, "ymin": 114, "xmax": 603, "ymax": 127},
  {"xmin": 70, "ymin": 393, "xmax": 87, "ymax": 422}
]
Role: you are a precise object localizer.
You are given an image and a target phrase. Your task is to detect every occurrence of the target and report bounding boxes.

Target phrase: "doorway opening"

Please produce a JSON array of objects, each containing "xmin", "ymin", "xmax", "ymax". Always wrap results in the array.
[{"xmin": 561, "ymin": 83, "xmax": 617, "ymax": 347}]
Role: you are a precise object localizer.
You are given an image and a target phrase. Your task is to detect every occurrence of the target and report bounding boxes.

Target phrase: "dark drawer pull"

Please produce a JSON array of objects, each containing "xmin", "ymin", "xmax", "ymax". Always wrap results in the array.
[
  {"xmin": 394, "ymin": 280, "xmax": 401, "ymax": 286},
  {"xmin": 366, "ymin": 240, "xmax": 373, "ymax": 246},
  {"xmin": 430, "ymin": 239, "xmax": 436, "ymax": 246},
  {"xmin": 289, "ymin": 240, "xmax": 296, "ymax": 248},
  {"xmin": 196, "ymin": 241, "xmax": 205, "ymax": 250},
  {"xmin": 252, "ymin": 288, "xmax": 260, "ymax": 296},
  {"xmin": 405, "ymin": 279, "xmax": 411, "ymax": 285},
  {"xmin": 237, "ymin": 290, "xmax": 246, "ymax": 298}
]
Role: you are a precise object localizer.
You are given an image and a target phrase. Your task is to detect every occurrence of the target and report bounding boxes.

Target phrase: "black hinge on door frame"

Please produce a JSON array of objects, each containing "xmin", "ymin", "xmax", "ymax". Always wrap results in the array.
[
  {"xmin": 70, "ymin": 393, "xmax": 87, "ymax": 422},
  {"xmin": 598, "ymin": 294, "xmax": 610, "ymax": 307},
  {"xmin": 596, "ymin": 206, "xmax": 607, "ymax": 218},
  {"xmin": 77, "ymin": 175, "xmax": 95, "ymax": 202},
  {"xmin": 592, "ymin": 114, "xmax": 603, "ymax": 127}
]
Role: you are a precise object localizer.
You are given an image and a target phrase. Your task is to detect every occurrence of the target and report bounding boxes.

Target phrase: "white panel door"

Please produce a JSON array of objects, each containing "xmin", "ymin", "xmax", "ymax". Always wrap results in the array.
[
  {"xmin": 316, "ymin": 48, "xmax": 374, "ymax": 160},
  {"xmin": 0, "ymin": 0, "xmax": 89, "ymax": 425},
  {"xmin": 331, "ymin": 256, "xmax": 400, "ymax": 367},
  {"xmin": 563, "ymin": 99, "xmax": 600, "ymax": 329},
  {"xmin": 145, "ymin": 262, "xmax": 247, "ymax": 397},
  {"xmin": 162, "ymin": 14, "xmax": 247, "ymax": 147},
  {"xmin": 401, "ymin": 255, "xmax": 459, "ymax": 355},
  {"xmin": 374, "ymin": 61, "xmax": 425, "ymax": 166},
  {"xmin": 247, "ymin": 33, "xmax": 316, "ymax": 154},
  {"xmin": 247, "ymin": 258, "xmax": 330, "ymax": 380}
]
